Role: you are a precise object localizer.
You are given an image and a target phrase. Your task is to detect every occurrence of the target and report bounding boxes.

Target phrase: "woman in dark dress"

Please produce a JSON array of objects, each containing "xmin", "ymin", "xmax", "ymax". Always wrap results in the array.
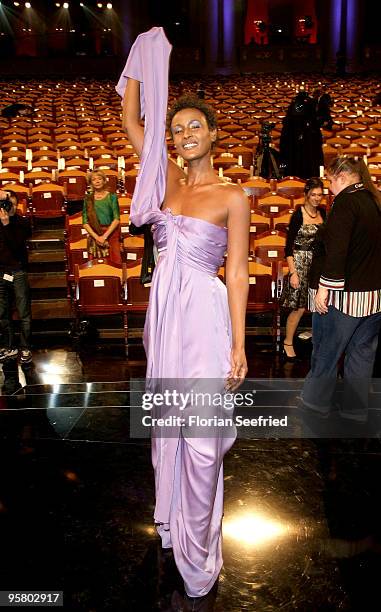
[{"xmin": 280, "ymin": 178, "xmax": 325, "ymax": 359}]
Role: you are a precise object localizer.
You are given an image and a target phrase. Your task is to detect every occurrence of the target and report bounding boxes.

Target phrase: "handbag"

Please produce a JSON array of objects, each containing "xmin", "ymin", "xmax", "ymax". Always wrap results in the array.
[{"xmin": 129, "ymin": 222, "xmax": 156, "ymax": 284}]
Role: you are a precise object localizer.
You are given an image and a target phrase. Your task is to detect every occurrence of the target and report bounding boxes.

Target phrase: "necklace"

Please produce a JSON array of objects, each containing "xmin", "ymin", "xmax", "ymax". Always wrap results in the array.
[
  {"xmin": 303, "ymin": 205, "xmax": 318, "ymax": 219},
  {"xmin": 94, "ymin": 190, "xmax": 108, "ymax": 200}
]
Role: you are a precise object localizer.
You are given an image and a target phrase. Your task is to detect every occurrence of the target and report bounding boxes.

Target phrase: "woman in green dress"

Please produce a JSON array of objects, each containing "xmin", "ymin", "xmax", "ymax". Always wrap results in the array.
[{"xmin": 82, "ymin": 170, "xmax": 121, "ymax": 264}]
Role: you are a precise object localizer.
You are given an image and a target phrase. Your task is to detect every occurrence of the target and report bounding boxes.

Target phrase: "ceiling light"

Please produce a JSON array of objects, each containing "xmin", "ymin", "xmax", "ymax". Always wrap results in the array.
[
  {"xmin": 97, "ymin": 2, "xmax": 103, "ymax": 7},
  {"xmin": 25, "ymin": 2, "xmax": 31, "ymax": 7},
  {"xmin": 63, "ymin": 2, "xmax": 69, "ymax": 7},
  {"xmin": 106, "ymin": 2, "xmax": 112, "ymax": 8}
]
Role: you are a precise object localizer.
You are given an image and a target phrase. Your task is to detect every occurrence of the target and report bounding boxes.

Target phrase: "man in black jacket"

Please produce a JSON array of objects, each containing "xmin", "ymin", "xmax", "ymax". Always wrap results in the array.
[{"xmin": 0, "ymin": 189, "xmax": 32, "ymax": 364}]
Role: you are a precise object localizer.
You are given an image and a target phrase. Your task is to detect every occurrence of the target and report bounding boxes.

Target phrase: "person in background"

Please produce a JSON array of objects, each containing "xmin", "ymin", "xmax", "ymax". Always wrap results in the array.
[
  {"xmin": 313, "ymin": 87, "xmax": 334, "ymax": 130},
  {"xmin": 82, "ymin": 170, "xmax": 121, "ymax": 264},
  {"xmin": 0, "ymin": 189, "xmax": 32, "ymax": 365},
  {"xmin": 280, "ymin": 178, "xmax": 325, "ymax": 360},
  {"xmin": 302, "ymin": 156, "xmax": 381, "ymax": 420},
  {"xmin": 372, "ymin": 91, "xmax": 381, "ymax": 107},
  {"xmin": 279, "ymin": 91, "xmax": 324, "ymax": 179}
]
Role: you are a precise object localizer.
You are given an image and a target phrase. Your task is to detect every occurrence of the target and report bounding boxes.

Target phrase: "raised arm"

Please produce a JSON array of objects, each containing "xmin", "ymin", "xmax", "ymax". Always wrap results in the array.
[
  {"xmin": 122, "ymin": 77, "xmax": 185, "ymax": 190},
  {"xmin": 225, "ymin": 186, "xmax": 250, "ymax": 389},
  {"xmin": 122, "ymin": 78, "xmax": 144, "ymax": 157}
]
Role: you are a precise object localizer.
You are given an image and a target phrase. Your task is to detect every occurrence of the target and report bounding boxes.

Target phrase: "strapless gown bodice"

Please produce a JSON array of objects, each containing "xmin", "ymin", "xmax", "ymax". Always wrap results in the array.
[{"xmin": 152, "ymin": 208, "xmax": 227, "ymax": 276}]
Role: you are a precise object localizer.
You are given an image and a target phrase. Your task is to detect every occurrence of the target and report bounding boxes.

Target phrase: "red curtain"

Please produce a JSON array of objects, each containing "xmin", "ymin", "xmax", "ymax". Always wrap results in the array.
[
  {"xmin": 15, "ymin": 31, "xmax": 38, "ymax": 57},
  {"xmin": 244, "ymin": 0, "xmax": 269, "ymax": 45},
  {"xmin": 294, "ymin": 0, "xmax": 318, "ymax": 44}
]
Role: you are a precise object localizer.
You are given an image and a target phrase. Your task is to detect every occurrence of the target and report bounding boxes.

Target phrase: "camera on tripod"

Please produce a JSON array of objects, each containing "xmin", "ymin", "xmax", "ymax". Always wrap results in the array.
[
  {"xmin": 0, "ymin": 193, "xmax": 14, "ymax": 214},
  {"xmin": 254, "ymin": 121, "xmax": 281, "ymax": 179},
  {"xmin": 260, "ymin": 121, "xmax": 276, "ymax": 147}
]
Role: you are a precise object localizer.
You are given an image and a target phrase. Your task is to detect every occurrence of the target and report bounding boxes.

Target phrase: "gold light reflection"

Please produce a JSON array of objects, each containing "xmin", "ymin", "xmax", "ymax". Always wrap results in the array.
[
  {"xmin": 144, "ymin": 526, "xmax": 156, "ymax": 536},
  {"xmin": 39, "ymin": 362, "xmax": 68, "ymax": 385},
  {"xmin": 223, "ymin": 512, "xmax": 289, "ymax": 546},
  {"xmin": 40, "ymin": 374, "xmax": 63, "ymax": 385}
]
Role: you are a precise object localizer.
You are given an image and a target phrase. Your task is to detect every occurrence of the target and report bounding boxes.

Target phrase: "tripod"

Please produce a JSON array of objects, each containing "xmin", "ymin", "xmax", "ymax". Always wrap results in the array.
[
  {"xmin": 254, "ymin": 141, "xmax": 281, "ymax": 179},
  {"xmin": 254, "ymin": 125, "xmax": 282, "ymax": 179}
]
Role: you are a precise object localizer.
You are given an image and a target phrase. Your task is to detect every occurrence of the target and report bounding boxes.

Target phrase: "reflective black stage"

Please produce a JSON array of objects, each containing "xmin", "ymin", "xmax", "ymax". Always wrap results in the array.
[{"xmin": 1, "ymin": 339, "xmax": 381, "ymax": 611}]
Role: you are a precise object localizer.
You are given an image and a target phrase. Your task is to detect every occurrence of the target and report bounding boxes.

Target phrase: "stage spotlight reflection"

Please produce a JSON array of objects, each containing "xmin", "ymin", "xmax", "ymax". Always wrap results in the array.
[{"xmin": 224, "ymin": 512, "xmax": 289, "ymax": 546}]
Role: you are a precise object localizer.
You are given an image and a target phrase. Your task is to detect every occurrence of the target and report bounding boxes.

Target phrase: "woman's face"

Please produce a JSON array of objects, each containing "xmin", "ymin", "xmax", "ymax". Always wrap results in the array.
[
  {"xmin": 171, "ymin": 108, "xmax": 216, "ymax": 162},
  {"xmin": 306, "ymin": 187, "xmax": 323, "ymax": 207},
  {"xmin": 91, "ymin": 174, "xmax": 106, "ymax": 190}
]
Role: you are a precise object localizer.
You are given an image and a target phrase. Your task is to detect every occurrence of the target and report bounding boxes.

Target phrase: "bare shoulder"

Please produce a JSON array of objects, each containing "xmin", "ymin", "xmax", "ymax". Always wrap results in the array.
[{"xmin": 218, "ymin": 182, "xmax": 249, "ymax": 213}]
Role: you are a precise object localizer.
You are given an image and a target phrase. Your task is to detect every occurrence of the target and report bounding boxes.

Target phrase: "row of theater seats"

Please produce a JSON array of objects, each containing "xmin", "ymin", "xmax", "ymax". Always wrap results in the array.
[
  {"xmin": 0, "ymin": 170, "xmax": 334, "ymax": 219},
  {"xmin": 69, "ymin": 252, "xmax": 284, "ymax": 355},
  {"xmin": 64, "ymin": 175, "xmax": 324, "ymax": 276},
  {"xmin": 1, "ymin": 125, "xmax": 381, "ymax": 186},
  {"xmin": 1, "ymin": 76, "xmax": 381, "ymax": 186},
  {"xmin": 69, "ymin": 254, "xmax": 283, "ymax": 356}
]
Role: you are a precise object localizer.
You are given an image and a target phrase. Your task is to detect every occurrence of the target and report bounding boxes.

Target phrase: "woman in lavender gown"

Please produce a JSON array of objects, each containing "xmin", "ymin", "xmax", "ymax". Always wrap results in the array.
[{"xmin": 118, "ymin": 28, "xmax": 249, "ymax": 610}]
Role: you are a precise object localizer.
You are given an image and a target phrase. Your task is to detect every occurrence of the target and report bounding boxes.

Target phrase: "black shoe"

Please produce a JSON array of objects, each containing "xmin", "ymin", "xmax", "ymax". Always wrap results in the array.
[
  {"xmin": 281, "ymin": 343, "xmax": 297, "ymax": 362},
  {"xmin": 157, "ymin": 547, "xmax": 185, "ymax": 611},
  {"xmin": 184, "ymin": 579, "xmax": 218, "ymax": 612},
  {"xmin": 19, "ymin": 349, "xmax": 33, "ymax": 365},
  {"xmin": 0, "ymin": 348, "xmax": 18, "ymax": 362}
]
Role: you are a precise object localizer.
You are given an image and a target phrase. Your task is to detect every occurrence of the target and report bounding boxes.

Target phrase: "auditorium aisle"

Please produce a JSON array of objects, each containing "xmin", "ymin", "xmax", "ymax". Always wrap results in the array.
[{"xmin": 0, "ymin": 339, "xmax": 381, "ymax": 612}]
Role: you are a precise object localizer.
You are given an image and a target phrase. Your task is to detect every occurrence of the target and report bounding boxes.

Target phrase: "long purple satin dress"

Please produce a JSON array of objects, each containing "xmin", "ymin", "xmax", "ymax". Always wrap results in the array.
[
  {"xmin": 148, "ymin": 209, "xmax": 236, "ymax": 597},
  {"xmin": 117, "ymin": 28, "xmax": 236, "ymax": 598}
]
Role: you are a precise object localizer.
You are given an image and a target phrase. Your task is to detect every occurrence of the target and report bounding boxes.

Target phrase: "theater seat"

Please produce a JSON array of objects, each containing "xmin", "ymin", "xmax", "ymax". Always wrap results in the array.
[
  {"xmin": 31, "ymin": 183, "xmax": 66, "ymax": 218},
  {"xmin": 74, "ymin": 259, "xmax": 129, "ymax": 355}
]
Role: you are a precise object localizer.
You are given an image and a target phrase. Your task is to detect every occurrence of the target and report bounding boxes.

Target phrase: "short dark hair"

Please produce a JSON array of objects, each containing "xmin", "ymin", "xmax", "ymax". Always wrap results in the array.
[
  {"xmin": 167, "ymin": 94, "xmax": 218, "ymax": 132},
  {"xmin": 304, "ymin": 178, "xmax": 324, "ymax": 194}
]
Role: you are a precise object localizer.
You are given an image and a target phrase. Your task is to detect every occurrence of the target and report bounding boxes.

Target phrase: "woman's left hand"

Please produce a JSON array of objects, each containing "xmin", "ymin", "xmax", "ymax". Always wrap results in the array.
[
  {"xmin": 97, "ymin": 235, "xmax": 107, "ymax": 246},
  {"xmin": 315, "ymin": 287, "xmax": 329, "ymax": 314},
  {"xmin": 226, "ymin": 347, "xmax": 248, "ymax": 391}
]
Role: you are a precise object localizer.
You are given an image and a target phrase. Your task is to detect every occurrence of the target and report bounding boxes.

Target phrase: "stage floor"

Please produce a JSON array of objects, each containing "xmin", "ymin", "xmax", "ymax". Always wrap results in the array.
[{"xmin": 0, "ymin": 341, "xmax": 380, "ymax": 611}]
